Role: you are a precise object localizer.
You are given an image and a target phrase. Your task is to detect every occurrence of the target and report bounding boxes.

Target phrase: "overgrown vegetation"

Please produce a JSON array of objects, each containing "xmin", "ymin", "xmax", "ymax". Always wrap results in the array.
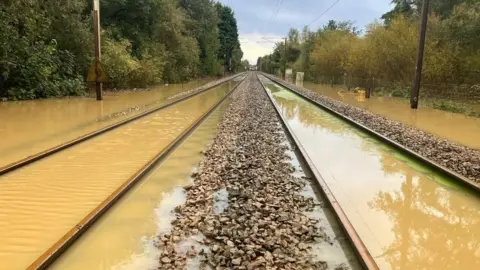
[
  {"xmin": 0, "ymin": 0, "xmax": 243, "ymax": 100},
  {"xmin": 430, "ymin": 100, "xmax": 480, "ymax": 117},
  {"xmin": 257, "ymin": 0, "xmax": 480, "ymax": 104}
]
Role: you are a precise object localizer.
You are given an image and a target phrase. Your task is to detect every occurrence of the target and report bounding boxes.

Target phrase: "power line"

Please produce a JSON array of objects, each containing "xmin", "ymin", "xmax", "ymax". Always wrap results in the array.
[
  {"xmin": 270, "ymin": 0, "xmax": 285, "ymax": 23},
  {"xmin": 269, "ymin": 0, "xmax": 280, "ymax": 22},
  {"xmin": 307, "ymin": 0, "xmax": 340, "ymax": 27}
]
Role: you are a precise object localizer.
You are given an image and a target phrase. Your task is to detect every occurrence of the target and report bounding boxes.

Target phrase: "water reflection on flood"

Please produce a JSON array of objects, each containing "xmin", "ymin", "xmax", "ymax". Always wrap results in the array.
[
  {"xmin": 284, "ymin": 141, "xmax": 361, "ymax": 269},
  {"xmin": 0, "ymin": 82, "xmax": 232, "ymax": 270},
  {"xmin": 265, "ymin": 81, "xmax": 480, "ymax": 270},
  {"xmin": 303, "ymin": 82, "xmax": 480, "ymax": 149},
  {"xmin": 0, "ymin": 79, "xmax": 213, "ymax": 168}
]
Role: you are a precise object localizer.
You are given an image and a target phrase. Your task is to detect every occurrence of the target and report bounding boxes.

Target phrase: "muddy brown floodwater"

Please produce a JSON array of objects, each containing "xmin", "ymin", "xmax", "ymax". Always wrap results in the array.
[
  {"xmin": 263, "ymin": 79, "xmax": 480, "ymax": 270},
  {"xmin": 49, "ymin": 98, "xmax": 231, "ymax": 270},
  {"xmin": 0, "ymin": 78, "xmax": 213, "ymax": 168},
  {"xmin": 0, "ymin": 81, "xmax": 234, "ymax": 270},
  {"xmin": 304, "ymin": 82, "xmax": 480, "ymax": 149}
]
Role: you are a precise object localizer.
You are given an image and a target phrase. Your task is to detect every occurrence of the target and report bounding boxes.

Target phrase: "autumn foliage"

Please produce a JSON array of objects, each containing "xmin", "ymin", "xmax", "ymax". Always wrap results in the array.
[{"xmin": 258, "ymin": 1, "xmax": 480, "ymax": 101}]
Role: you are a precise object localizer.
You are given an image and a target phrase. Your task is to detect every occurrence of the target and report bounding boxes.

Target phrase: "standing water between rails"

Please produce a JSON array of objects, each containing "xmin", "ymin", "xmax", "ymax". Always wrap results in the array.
[
  {"xmin": 303, "ymin": 82, "xmax": 480, "ymax": 149},
  {"xmin": 262, "ymin": 77, "xmax": 480, "ymax": 270},
  {"xmin": 0, "ymin": 80, "xmax": 237, "ymax": 270},
  {"xmin": 49, "ymin": 99, "xmax": 231, "ymax": 270},
  {"xmin": 0, "ymin": 78, "xmax": 213, "ymax": 167}
]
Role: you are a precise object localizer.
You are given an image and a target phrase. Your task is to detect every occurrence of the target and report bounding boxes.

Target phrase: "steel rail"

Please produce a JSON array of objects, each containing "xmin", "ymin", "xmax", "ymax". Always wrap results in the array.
[
  {"xmin": 27, "ymin": 75, "xmax": 246, "ymax": 270},
  {"xmin": 257, "ymin": 73, "xmax": 379, "ymax": 270},
  {"xmin": 0, "ymin": 73, "xmax": 245, "ymax": 176},
  {"xmin": 262, "ymin": 73, "xmax": 480, "ymax": 193}
]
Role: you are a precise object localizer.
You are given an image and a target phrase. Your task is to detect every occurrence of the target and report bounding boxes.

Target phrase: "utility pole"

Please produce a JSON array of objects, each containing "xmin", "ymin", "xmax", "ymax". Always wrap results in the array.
[
  {"xmin": 410, "ymin": 0, "xmax": 429, "ymax": 109},
  {"xmin": 223, "ymin": 36, "xmax": 227, "ymax": 77},
  {"xmin": 93, "ymin": 0, "xmax": 102, "ymax": 101},
  {"xmin": 284, "ymin": 37, "xmax": 287, "ymax": 80}
]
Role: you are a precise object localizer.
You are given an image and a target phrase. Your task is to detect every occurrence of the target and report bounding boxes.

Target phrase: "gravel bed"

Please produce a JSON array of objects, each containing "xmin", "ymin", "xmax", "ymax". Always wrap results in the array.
[
  {"xmin": 263, "ymin": 74, "xmax": 480, "ymax": 183},
  {"xmin": 156, "ymin": 73, "xmax": 332, "ymax": 269}
]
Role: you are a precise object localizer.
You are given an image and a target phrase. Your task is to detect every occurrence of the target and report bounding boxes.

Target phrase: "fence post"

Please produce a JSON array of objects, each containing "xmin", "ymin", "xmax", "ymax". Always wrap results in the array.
[
  {"xmin": 366, "ymin": 83, "xmax": 371, "ymax": 99},
  {"xmin": 366, "ymin": 76, "xmax": 373, "ymax": 98}
]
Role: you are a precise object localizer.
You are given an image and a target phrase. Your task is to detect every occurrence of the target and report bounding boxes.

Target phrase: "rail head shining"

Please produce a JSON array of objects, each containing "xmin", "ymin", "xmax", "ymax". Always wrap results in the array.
[
  {"xmin": 262, "ymin": 72, "xmax": 480, "ymax": 193},
  {"xmin": 27, "ymin": 75, "xmax": 246, "ymax": 270},
  {"xmin": 0, "ymin": 73, "xmax": 245, "ymax": 177},
  {"xmin": 257, "ymin": 73, "xmax": 379, "ymax": 270}
]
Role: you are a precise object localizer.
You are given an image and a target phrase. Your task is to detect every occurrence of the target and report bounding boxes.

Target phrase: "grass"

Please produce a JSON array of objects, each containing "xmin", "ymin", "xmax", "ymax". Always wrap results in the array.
[{"xmin": 430, "ymin": 100, "xmax": 480, "ymax": 117}]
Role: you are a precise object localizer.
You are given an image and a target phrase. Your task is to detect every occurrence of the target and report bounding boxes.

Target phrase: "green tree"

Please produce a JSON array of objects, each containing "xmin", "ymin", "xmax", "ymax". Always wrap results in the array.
[
  {"xmin": 241, "ymin": 59, "xmax": 250, "ymax": 71},
  {"xmin": 382, "ymin": 0, "xmax": 471, "ymax": 22},
  {"xmin": 215, "ymin": 3, "xmax": 243, "ymax": 73},
  {"xmin": 0, "ymin": 0, "xmax": 86, "ymax": 99},
  {"xmin": 382, "ymin": 0, "xmax": 414, "ymax": 25},
  {"xmin": 293, "ymin": 27, "xmax": 316, "ymax": 80},
  {"xmin": 180, "ymin": 0, "xmax": 220, "ymax": 76}
]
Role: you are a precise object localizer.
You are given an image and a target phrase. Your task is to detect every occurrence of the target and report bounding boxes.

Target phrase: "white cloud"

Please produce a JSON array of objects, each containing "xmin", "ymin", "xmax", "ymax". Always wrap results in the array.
[{"xmin": 239, "ymin": 32, "xmax": 283, "ymax": 64}]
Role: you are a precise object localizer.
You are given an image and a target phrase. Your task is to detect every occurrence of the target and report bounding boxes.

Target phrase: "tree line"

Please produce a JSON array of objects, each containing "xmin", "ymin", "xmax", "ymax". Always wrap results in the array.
[
  {"xmin": 257, "ymin": 0, "xmax": 480, "ymax": 100},
  {"xmin": 0, "ymin": 0, "xmax": 243, "ymax": 100}
]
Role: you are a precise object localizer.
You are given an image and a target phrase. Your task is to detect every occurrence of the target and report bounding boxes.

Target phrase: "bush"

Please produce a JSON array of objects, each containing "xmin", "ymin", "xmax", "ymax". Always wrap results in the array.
[
  {"xmin": 2, "ymin": 38, "xmax": 86, "ymax": 100},
  {"xmin": 101, "ymin": 36, "xmax": 142, "ymax": 89},
  {"xmin": 432, "ymin": 100, "xmax": 468, "ymax": 114},
  {"xmin": 0, "ymin": 2, "xmax": 86, "ymax": 100},
  {"xmin": 102, "ymin": 34, "xmax": 167, "ymax": 89}
]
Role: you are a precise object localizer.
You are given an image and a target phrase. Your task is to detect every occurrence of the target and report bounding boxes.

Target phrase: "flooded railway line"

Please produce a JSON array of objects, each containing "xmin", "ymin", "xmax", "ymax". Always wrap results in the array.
[
  {"xmin": 2, "ymin": 72, "xmax": 479, "ymax": 270},
  {"xmin": 263, "ymin": 74, "xmax": 480, "ymax": 187},
  {"xmin": 49, "ymin": 73, "xmax": 365, "ymax": 270},
  {"xmin": 0, "ymin": 74, "xmax": 243, "ymax": 175},
  {"xmin": 302, "ymin": 81, "xmax": 480, "ymax": 150},
  {"xmin": 258, "ymin": 76, "xmax": 377, "ymax": 269},
  {"xmin": 151, "ymin": 73, "xmax": 363, "ymax": 270},
  {"xmin": 0, "ymin": 76, "xmax": 245, "ymax": 270},
  {"xmin": 258, "ymin": 74, "xmax": 480, "ymax": 269},
  {"xmin": 49, "ymin": 87, "xmax": 237, "ymax": 270}
]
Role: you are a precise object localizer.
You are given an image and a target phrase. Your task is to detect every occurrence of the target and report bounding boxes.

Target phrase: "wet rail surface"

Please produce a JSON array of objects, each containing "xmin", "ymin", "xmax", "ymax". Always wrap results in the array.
[
  {"xmin": 0, "ymin": 79, "xmax": 214, "ymax": 168},
  {"xmin": 49, "ymin": 98, "xmax": 232, "ymax": 270},
  {"xmin": 281, "ymin": 132, "xmax": 364, "ymax": 269},
  {"xmin": 303, "ymin": 82, "xmax": 480, "ymax": 149},
  {"xmin": 0, "ymin": 81, "xmax": 239, "ymax": 270},
  {"xmin": 260, "ymin": 76, "xmax": 480, "ymax": 269}
]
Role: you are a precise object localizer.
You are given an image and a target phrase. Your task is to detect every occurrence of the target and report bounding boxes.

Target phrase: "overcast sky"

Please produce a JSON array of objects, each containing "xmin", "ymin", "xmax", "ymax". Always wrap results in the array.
[{"xmin": 217, "ymin": 0, "xmax": 393, "ymax": 64}]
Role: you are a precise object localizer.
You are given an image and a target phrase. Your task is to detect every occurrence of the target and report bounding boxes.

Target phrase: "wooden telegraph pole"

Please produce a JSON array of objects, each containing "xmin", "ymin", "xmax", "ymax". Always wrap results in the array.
[
  {"xmin": 93, "ymin": 0, "xmax": 102, "ymax": 100},
  {"xmin": 87, "ymin": 0, "xmax": 109, "ymax": 100},
  {"xmin": 410, "ymin": 0, "xmax": 430, "ymax": 109},
  {"xmin": 284, "ymin": 37, "xmax": 287, "ymax": 80}
]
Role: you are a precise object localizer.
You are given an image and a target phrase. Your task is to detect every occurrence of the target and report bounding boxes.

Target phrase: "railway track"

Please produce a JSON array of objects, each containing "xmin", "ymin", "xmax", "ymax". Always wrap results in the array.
[
  {"xmin": 257, "ymin": 73, "xmax": 480, "ymax": 269},
  {"xmin": 261, "ymin": 73, "xmax": 480, "ymax": 192},
  {"xmin": 3, "ymin": 72, "xmax": 478, "ymax": 269},
  {"xmin": 0, "ymin": 73, "xmax": 244, "ymax": 176},
  {"xmin": 257, "ymin": 74, "xmax": 378, "ymax": 270},
  {"xmin": 0, "ymin": 75, "xmax": 245, "ymax": 270}
]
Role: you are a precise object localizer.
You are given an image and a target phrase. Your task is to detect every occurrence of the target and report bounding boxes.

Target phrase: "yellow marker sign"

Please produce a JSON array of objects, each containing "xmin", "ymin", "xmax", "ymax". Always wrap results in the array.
[{"xmin": 87, "ymin": 59, "xmax": 110, "ymax": 83}]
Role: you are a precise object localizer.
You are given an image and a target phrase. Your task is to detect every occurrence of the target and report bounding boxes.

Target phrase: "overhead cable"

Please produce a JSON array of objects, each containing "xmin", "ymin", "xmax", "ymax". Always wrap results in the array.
[{"xmin": 307, "ymin": 0, "xmax": 340, "ymax": 27}]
